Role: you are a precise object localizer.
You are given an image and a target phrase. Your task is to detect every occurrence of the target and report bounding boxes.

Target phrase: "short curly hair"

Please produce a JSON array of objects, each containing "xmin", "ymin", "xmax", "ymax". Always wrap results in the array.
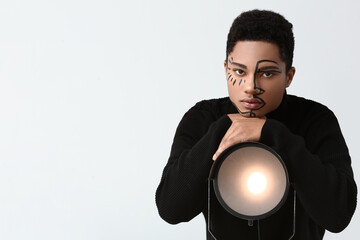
[{"xmin": 226, "ymin": 10, "xmax": 295, "ymax": 72}]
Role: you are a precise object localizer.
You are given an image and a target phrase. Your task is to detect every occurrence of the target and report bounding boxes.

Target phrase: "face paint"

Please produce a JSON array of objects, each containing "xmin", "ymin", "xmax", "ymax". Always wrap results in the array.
[
  {"xmin": 227, "ymin": 59, "xmax": 240, "ymax": 85},
  {"xmin": 247, "ymin": 60, "xmax": 282, "ymax": 117},
  {"xmin": 225, "ymin": 41, "xmax": 290, "ymax": 118}
]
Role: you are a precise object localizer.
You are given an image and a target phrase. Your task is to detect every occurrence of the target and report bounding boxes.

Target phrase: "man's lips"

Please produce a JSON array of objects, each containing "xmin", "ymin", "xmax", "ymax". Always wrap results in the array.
[{"xmin": 240, "ymin": 98, "xmax": 265, "ymax": 110}]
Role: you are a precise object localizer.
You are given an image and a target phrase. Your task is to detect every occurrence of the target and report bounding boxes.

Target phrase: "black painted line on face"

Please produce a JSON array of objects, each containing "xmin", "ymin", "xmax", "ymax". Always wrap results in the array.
[
  {"xmin": 256, "ymin": 59, "xmax": 282, "ymax": 67},
  {"xmin": 228, "ymin": 74, "xmax": 232, "ymax": 80},
  {"xmin": 248, "ymin": 59, "xmax": 282, "ymax": 117},
  {"xmin": 231, "ymin": 102, "xmax": 253, "ymax": 117},
  {"xmin": 235, "ymin": 60, "xmax": 280, "ymax": 118},
  {"xmin": 257, "ymin": 65, "xmax": 282, "ymax": 73},
  {"xmin": 238, "ymin": 79, "xmax": 243, "ymax": 86},
  {"xmin": 230, "ymin": 77, "xmax": 233, "ymax": 82},
  {"xmin": 233, "ymin": 79, "xmax": 236, "ymax": 85},
  {"xmin": 256, "ymin": 89, "xmax": 265, "ymax": 94},
  {"xmin": 255, "ymin": 60, "xmax": 282, "ymax": 80},
  {"xmin": 253, "ymin": 61, "xmax": 266, "ymax": 98}
]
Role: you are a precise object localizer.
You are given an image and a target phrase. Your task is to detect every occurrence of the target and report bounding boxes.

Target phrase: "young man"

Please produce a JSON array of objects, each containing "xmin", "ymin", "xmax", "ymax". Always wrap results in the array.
[{"xmin": 155, "ymin": 10, "xmax": 357, "ymax": 239}]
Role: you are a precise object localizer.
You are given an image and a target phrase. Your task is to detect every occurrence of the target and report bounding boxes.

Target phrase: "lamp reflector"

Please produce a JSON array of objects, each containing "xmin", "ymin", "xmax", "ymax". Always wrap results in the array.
[{"xmin": 211, "ymin": 142, "xmax": 289, "ymax": 220}]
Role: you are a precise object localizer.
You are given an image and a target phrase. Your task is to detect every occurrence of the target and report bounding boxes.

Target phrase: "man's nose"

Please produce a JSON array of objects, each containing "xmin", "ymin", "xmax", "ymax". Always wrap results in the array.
[{"xmin": 244, "ymin": 75, "xmax": 258, "ymax": 94}]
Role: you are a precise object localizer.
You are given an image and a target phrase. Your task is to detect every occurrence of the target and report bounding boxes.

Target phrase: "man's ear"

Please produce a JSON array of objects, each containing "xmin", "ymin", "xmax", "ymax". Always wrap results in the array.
[
  {"xmin": 224, "ymin": 60, "xmax": 228, "ymax": 75},
  {"xmin": 286, "ymin": 67, "xmax": 296, "ymax": 88}
]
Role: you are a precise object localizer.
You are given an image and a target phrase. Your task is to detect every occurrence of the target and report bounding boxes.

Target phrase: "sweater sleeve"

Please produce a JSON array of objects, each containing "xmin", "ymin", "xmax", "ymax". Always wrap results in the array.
[
  {"xmin": 155, "ymin": 105, "xmax": 232, "ymax": 224},
  {"xmin": 260, "ymin": 110, "xmax": 357, "ymax": 233}
]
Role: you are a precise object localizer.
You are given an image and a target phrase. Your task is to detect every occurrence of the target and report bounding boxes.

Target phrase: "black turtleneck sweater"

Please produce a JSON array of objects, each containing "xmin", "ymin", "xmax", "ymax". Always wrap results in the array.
[{"xmin": 155, "ymin": 94, "xmax": 357, "ymax": 239}]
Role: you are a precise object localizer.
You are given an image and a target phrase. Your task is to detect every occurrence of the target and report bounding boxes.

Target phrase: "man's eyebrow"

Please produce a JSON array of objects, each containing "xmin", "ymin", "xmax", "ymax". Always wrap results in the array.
[
  {"xmin": 257, "ymin": 66, "xmax": 282, "ymax": 72},
  {"xmin": 229, "ymin": 59, "xmax": 247, "ymax": 69}
]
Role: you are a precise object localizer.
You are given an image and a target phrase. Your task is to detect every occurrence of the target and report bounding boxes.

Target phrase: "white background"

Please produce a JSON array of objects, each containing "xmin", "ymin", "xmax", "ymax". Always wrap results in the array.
[{"xmin": 0, "ymin": 0, "xmax": 359, "ymax": 239}]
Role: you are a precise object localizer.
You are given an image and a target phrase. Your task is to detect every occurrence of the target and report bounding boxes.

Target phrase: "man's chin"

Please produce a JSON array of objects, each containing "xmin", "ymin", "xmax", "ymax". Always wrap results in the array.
[{"xmin": 239, "ymin": 110, "xmax": 265, "ymax": 118}]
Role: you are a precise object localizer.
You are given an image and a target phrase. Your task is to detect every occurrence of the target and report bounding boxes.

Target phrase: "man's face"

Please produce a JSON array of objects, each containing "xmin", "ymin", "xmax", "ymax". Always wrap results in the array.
[{"xmin": 225, "ymin": 41, "xmax": 295, "ymax": 118}]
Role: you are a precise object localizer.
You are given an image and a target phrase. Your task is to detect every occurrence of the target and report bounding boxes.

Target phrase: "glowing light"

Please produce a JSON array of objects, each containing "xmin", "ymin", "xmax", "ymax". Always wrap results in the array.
[{"xmin": 247, "ymin": 172, "xmax": 267, "ymax": 194}]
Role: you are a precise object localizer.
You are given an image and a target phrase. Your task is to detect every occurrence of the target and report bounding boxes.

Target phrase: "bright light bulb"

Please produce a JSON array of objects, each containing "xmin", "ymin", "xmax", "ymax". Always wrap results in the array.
[{"xmin": 247, "ymin": 172, "xmax": 267, "ymax": 194}]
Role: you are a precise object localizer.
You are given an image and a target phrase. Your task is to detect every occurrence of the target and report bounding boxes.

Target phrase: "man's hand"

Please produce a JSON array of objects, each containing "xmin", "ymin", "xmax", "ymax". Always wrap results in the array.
[{"xmin": 212, "ymin": 114, "xmax": 266, "ymax": 161}]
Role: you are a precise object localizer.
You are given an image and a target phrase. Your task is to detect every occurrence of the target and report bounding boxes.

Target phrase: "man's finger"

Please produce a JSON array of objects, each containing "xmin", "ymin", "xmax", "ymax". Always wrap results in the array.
[{"xmin": 212, "ymin": 146, "xmax": 223, "ymax": 161}]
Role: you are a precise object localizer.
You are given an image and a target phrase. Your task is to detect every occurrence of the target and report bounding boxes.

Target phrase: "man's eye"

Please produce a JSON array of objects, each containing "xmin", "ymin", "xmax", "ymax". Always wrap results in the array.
[
  {"xmin": 235, "ymin": 69, "xmax": 245, "ymax": 75},
  {"xmin": 262, "ymin": 72, "xmax": 273, "ymax": 77}
]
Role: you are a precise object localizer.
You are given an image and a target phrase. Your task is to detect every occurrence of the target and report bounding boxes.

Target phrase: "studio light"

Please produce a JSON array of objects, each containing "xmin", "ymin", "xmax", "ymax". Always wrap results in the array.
[{"xmin": 208, "ymin": 142, "xmax": 296, "ymax": 239}]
